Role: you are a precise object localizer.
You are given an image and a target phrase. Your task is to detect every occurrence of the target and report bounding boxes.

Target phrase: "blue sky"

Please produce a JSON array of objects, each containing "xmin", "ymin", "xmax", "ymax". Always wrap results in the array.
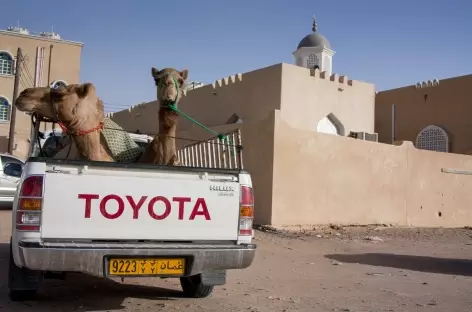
[{"xmin": 3, "ymin": 0, "xmax": 472, "ymax": 113}]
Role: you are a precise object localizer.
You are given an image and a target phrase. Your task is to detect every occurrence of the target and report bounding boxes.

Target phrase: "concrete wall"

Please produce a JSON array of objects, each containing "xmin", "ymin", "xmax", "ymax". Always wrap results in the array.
[
  {"xmin": 375, "ymin": 74, "xmax": 472, "ymax": 155},
  {"xmin": 109, "ymin": 62, "xmax": 376, "ymax": 140},
  {"xmin": 110, "ymin": 63, "xmax": 284, "ymax": 135},
  {"xmin": 280, "ymin": 64, "xmax": 375, "ymax": 134},
  {"xmin": 175, "ymin": 115, "xmax": 276, "ymax": 225},
  {"xmin": 176, "ymin": 109, "xmax": 472, "ymax": 228},
  {"xmin": 272, "ymin": 109, "xmax": 472, "ymax": 227},
  {"xmin": 0, "ymin": 30, "xmax": 83, "ymax": 159}
]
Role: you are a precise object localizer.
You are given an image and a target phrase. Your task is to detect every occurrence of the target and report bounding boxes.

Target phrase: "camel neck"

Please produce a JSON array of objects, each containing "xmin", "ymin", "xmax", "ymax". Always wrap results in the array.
[
  {"xmin": 71, "ymin": 131, "xmax": 103, "ymax": 161},
  {"xmin": 156, "ymin": 108, "xmax": 178, "ymax": 164}
]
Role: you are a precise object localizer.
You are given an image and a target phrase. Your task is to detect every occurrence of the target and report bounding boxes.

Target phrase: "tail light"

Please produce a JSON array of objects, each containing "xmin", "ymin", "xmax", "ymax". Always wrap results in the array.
[
  {"xmin": 16, "ymin": 175, "xmax": 44, "ymax": 231},
  {"xmin": 239, "ymin": 185, "xmax": 254, "ymax": 236}
]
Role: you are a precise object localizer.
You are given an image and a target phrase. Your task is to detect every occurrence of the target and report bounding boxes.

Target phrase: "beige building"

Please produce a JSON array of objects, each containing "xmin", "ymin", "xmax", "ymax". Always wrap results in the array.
[
  {"xmin": 375, "ymin": 74, "xmax": 472, "ymax": 155},
  {"xmin": 0, "ymin": 26, "xmax": 83, "ymax": 159},
  {"xmin": 110, "ymin": 18, "xmax": 472, "ymax": 228},
  {"xmin": 111, "ymin": 63, "xmax": 375, "ymax": 140},
  {"xmin": 111, "ymin": 19, "xmax": 375, "ymax": 138}
]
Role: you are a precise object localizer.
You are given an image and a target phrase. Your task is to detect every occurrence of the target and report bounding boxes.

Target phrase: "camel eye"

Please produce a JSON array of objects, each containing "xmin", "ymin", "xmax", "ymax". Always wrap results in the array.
[{"xmin": 178, "ymin": 79, "xmax": 184, "ymax": 85}]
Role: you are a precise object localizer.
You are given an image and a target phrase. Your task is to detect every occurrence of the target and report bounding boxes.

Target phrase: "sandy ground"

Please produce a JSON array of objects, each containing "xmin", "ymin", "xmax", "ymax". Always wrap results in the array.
[{"xmin": 1, "ymin": 207, "xmax": 472, "ymax": 312}]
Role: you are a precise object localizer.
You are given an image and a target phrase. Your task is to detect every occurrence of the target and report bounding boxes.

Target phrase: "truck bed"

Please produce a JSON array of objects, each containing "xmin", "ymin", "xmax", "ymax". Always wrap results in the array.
[{"xmin": 26, "ymin": 157, "xmax": 247, "ymax": 242}]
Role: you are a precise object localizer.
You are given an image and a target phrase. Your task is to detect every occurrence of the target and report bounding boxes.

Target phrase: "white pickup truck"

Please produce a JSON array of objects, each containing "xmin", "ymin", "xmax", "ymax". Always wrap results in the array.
[{"xmin": 8, "ymin": 126, "xmax": 256, "ymax": 301}]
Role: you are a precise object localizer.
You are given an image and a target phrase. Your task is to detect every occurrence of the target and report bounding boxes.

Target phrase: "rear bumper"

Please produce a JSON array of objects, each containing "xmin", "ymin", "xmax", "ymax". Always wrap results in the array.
[{"xmin": 17, "ymin": 240, "xmax": 256, "ymax": 277}]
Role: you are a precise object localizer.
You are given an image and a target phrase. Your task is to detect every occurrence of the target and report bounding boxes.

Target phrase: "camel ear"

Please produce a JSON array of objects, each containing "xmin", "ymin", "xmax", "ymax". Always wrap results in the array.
[
  {"xmin": 151, "ymin": 67, "xmax": 160, "ymax": 80},
  {"xmin": 76, "ymin": 83, "xmax": 96, "ymax": 98},
  {"xmin": 180, "ymin": 69, "xmax": 189, "ymax": 81}
]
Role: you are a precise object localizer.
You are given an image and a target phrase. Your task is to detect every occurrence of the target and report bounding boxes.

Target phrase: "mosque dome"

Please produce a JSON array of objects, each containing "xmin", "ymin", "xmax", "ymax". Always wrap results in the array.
[{"xmin": 296, "ymin": 17, "xmax": 331, "ymax": 50}]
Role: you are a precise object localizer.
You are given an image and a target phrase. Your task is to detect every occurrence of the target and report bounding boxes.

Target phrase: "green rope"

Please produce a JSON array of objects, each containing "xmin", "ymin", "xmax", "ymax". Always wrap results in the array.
[
  {"xmin": 167, "ymin": 103, "xmax": 225, "ymax": 139},
  {"xmin": 167, "ymin": 104, "xmax": 239, "ymax": 155},
  {"xmin": 162, "ymin": 73, "xmax": 237, "ymax": 155}
]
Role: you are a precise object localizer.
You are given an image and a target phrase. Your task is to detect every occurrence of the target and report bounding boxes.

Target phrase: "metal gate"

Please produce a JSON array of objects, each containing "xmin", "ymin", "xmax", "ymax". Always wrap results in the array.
[{"xmin": 176, "ymin": 129, "xmax": 243, "ymax": 169}]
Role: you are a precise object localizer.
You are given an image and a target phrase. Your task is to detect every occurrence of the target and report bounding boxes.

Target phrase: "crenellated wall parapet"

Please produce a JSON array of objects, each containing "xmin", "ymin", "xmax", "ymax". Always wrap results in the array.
[
  {"xmin": 180, "ymin": 73, "xmax": 244, "ymax": 98},
  {"xmin": 414, "ymin": 79, "xmax": 440, "ymax": 89},
  {"xmin": 309, "ymin": 67, "xmax": 354, "ymax": 86},
  {"xmin": 108, "ymin": 62, "xmax": 375, "ymax": 136},
  {"xmin": 109, "ymin": 63, "xmax": 284, "ymax": 132},
  {"xmin": 107, "ymin": 101, "xmax": 158, "ymax": 119}
]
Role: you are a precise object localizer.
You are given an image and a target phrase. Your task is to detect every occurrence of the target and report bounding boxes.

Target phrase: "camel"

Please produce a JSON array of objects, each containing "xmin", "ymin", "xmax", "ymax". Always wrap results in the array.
[
  {"xmin": 15, "ymin": 83, "xmax": 143, "ymax": 162},
  {"xmin": 137, "ymin": 67, "xmax": 189, "ymax": 165}
]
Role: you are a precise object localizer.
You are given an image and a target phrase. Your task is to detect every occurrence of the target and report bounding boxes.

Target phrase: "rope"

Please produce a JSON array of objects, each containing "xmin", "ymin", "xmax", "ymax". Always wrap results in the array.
[
  {"xmin": 166, "ymin": 104, "xmax": 225, "ymax": 140},
  {"xmin": 101, "ymin": 125, "xmax": 241, "ymax": 152},
  {"xmin": 163, "ymin": 72, "xmax": 229, "ymax": 143}
]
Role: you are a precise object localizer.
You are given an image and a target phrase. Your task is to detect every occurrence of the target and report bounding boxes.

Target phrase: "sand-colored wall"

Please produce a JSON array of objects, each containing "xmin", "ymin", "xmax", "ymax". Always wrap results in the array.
[
  {"xmin": 109, "ymin": 62, "xmax": 376, "ymax": 139},
  {"xmin": 272, "ymin": 109, "xmax": 472, "ymax": 227},
  {"xmin": 280, "ymin": 64, "xmax": 376, "ymax": 134},
  {"xmin": 109, "ymin": 63, "xmax": 284, "ymax": 135},
  {"xmin": 175, "ymin": 116, "xmax": 276, "ymax": 225},
  {"xmin": 375, "ymin": 74, "xmax": 472, "ymax": 155}
]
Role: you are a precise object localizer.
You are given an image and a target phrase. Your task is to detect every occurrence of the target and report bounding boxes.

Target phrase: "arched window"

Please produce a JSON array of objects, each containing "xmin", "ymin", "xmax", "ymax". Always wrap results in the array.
[
  {"xmin": 50, "ymin": 80, "xmax": 68, "ymax": 89},
  {"xmin": 316, "ymin": 113, "xmax": 345, "ymax": 136},
  {"xmin": 0, "ymin": 52, "xmax": 13, "ymax": 75},
  {"xmin": 415, "ymin": 125, "xmax": 449, "ymax": 152},
  {"xmin": 0, "ymin": 97, "xmax": 10, "ymax": 122},
  {"xmin": 307, "ymin": 54, "xmax": 319, "ymax": 69}
]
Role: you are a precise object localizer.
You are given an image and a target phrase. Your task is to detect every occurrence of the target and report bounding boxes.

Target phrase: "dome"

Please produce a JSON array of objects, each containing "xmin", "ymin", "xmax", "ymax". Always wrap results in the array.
[
  {"xmin": 297, "ymin": 32, "xmax": 331, "ymax": 49},
  {"xmin": 296, "ymin": 16, "xmax": 331, "ymax": 50}
]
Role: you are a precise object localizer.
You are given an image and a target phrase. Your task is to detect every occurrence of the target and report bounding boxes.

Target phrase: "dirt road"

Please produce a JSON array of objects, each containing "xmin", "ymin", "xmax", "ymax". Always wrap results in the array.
[{"xmin": 1, "ymin": 207, "xmax": 472, "ymax": 312}]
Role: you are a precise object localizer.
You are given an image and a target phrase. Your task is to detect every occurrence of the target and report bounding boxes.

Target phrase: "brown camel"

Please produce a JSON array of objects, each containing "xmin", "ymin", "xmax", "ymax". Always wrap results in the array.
[
  {"xmin": 15, "ymin": 83, "xmax": 143, "ymax": 162},
  {"xmin": 138, "ymin": 67, "xmax": 188, "ymax": 165}
]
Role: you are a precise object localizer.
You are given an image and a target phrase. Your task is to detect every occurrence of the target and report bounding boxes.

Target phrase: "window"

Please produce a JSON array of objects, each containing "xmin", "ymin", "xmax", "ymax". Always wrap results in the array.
[
  {"xmin": 307, "ymin": 54, "xmax": 319, "ymax": 69},
  {"xmin": 316, "ymin": 113, "xmax": 345, "ymax": 136},
  {"xmin": 0, "ymin": 52, "xmax": 13, "ymax": 75},
  {"xmin": 4, "ymin": 162, "xmax": 22, "ymax": 177},
  {"xmin": 1, "ymin": 155, "xmax": 24, "ymax": 168},
  {"xmin": 0, "ymin": 97, "xmax": 10, "ymax": 122},
  {"xmin": 415, "ymin": 125, "xmax": 449, "ymax": 152}
]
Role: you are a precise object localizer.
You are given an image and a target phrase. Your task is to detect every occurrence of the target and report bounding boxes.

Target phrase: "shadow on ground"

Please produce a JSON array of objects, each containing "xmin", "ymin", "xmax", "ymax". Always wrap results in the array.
[
  {"xmin": 0, "ymin": 243, "xmax": 186, "ymax": 311},
  {"xmin": 325, "ymin": 253, "xmax": 472, "ymax": 276}
]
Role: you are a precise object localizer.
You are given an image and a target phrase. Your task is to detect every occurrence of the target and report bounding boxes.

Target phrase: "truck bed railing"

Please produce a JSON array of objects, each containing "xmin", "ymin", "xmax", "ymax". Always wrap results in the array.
[{"xmin": 177, "ymin": 129, "xmax": 243, "ymax": 169}]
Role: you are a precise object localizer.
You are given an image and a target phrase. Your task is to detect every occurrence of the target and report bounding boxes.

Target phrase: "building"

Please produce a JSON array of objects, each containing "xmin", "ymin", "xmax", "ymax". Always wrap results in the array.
[
  {"xmin": 0, "ymin": 26, "xmax": 83, "ymax": 159},
  {"xmin": 375, "ymin": 74, "xmax": 472, "ymax": 155},
  {"xmin": 109, "ymin": 17, "xmax": 472, "ymax": 228},
  {"xmin": 110, "ymin": 17, "xmax": 375, "ymax": 138},
  {"xmin": 293, "ymin": 15, "xmax": 335, "ymax": 76}
]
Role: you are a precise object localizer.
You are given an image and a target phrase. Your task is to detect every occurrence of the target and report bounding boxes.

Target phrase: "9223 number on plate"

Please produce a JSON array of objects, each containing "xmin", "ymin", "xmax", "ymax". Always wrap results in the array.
[{"xmin": 108, "ymin": 258, "xmax": 185, "ymax": 276}]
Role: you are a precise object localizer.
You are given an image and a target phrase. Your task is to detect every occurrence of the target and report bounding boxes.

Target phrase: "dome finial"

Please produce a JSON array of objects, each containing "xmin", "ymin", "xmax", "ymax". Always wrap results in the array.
[{"xmin": 312, "ymin": 15, "xmax": 317, "ymax": 32}]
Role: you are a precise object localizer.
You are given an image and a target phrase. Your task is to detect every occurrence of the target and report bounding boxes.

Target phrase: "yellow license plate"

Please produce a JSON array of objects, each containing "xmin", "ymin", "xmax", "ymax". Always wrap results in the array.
[{"xmin": 108, "ymin": 258, "xmax": 185, "ymax": 276}]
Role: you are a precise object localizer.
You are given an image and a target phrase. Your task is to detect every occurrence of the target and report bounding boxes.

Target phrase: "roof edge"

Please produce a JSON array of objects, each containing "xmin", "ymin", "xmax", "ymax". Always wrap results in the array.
[{"xmin": 0, "ymin": 30, "xmax": 84, "ymax": 47}]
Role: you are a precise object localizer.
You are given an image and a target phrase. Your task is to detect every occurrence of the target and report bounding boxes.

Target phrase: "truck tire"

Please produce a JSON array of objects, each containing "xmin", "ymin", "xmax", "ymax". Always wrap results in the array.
[
  {"xmin": 8, "ymin": 238, "xmax": 43, "ymax": 301},
  {"xmin": 180, "ymin": 274, "xmax": 214, "ymax": 298}
]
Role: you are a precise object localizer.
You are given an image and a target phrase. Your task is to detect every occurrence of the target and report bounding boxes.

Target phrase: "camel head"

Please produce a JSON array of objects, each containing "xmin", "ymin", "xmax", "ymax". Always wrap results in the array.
[
  {"xmin": 15, "ymin": 83, "xmax": 105, "ymax": 134},
  {"xmin": 151, "ymin": 67, "xmax": 188, "ymax": 107}
]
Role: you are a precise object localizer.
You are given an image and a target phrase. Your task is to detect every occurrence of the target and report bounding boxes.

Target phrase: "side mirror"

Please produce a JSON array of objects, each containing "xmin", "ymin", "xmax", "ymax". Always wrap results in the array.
[{"xmin": 4, "ymin": 163, "xmax": 23, "ymax": 178}]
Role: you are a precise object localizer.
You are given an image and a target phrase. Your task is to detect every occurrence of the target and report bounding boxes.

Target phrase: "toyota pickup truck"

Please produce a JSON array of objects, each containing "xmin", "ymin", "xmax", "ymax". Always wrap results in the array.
[{"xmin": 8, "ymin": 125, "xmax": 256, "ymax": 301}]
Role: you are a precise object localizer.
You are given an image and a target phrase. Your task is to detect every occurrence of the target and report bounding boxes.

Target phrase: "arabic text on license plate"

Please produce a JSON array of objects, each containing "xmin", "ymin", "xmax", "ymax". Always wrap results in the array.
[{"xmin": 108, "ymin": 258, "xmax": 185, "ymax": 276}]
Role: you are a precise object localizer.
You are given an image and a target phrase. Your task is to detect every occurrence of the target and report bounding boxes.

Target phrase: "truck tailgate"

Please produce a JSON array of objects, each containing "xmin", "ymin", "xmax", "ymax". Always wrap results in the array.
[{"xmin": 40, "ymin": 167, "xmax": 241, "ymax": 241}]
